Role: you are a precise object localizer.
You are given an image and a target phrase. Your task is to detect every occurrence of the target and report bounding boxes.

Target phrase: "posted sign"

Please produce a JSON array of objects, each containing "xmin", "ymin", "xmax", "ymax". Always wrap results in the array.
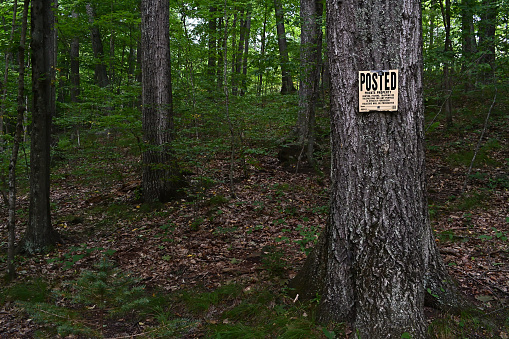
[{"xmin": 359, "ymin": 70, "xmax": 398, "ymax": 112}]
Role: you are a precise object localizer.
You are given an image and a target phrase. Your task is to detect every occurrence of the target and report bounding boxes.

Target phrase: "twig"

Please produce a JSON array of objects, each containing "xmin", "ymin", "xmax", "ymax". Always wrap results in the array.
[
  {"xmin": 425, "ymin": 89, "xmax": 453, "ymax": 133},
  {"xmin": 461, "ymin": 89, "xmax": 497, "ymax": 194}
]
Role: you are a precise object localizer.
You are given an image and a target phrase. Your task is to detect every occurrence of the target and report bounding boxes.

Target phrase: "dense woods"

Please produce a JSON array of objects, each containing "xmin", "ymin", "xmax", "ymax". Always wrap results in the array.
[{"xmin": 0, "ymin": 0, "xmax": 508, "ymax": 337}]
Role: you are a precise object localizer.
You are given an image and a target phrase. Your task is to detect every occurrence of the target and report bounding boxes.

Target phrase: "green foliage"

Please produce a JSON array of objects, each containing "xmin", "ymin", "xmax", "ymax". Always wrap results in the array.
[
  {"xmin": 16, "ymin": 259, "xmax": 150, "ymax": 337},
  {"xmin": 427, "ymin": 309, "xmax": 507, "ymax": 339},
  {"xmin": 62, "ymin": 259, "xmax": 148, "ymax": 315},
  {"xmin": 46, "ymin": 244, "xmax": 116, "ymax": 270},
  {"xmin": 295, "ymin": 223, "xmax": 320, "ymax": 254},
  {"xmin": 180, "ymin": 283, "xmax": 243, "ymax": 315},
  {"xmin": 2, "ymin": 278, "xmax": 49, "ymax": 303},
  {"xmin": 261, "ymin": 247, "xmax": 288, "ymax": 277},
  {"xmin": 450, "ymin": 192, "xmax": 487, "ymax": 211}
]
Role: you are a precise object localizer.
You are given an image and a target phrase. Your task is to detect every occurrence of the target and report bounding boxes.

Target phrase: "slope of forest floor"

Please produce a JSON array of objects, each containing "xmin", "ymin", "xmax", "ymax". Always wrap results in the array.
[{"xmin": 1, "ymin": 92, "xmax": 509, "ymax": 338}]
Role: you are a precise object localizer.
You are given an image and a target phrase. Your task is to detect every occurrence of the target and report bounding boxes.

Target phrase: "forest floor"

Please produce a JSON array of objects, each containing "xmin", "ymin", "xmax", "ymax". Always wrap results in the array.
[{"xmin": 1, "ymin": 93, "xmax": 508, "ymax": 338}]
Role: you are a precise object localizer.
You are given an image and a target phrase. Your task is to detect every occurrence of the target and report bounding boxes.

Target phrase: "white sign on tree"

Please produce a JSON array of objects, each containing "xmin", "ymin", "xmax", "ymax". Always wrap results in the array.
[{"xmin": 359, "ymin": 70, "xmax": 398, "ymax": 112}]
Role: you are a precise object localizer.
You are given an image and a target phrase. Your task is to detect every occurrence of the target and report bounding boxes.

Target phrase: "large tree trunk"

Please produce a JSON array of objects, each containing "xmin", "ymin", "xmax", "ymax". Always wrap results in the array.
[
  {"xmin": 290, "ymin": 0, "xmax": 463, "ymax": 336},
  {"xmin": 274, "ymin": 0, "xmax": 296, "ymax": 94},
  {"xmin": 141, "ymin": 0, "xmax": 182, "ymax": 203},
  {"xmin": 86, "ymin": 3, "xmax": 109, "ymax": 88},
  {"xmin": 20, "ymin": 0, "xmax": 60, "ymax": 254},
  {"xmin": 297, "ymin": 0, "xmax": 323, "ymax": 165}
]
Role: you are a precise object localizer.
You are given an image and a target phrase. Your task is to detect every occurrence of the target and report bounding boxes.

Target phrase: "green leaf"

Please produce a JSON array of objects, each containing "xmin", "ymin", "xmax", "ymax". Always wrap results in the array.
[{"xmin": 401, "ymin": 332, "xmax": 412, "ymax": 339}]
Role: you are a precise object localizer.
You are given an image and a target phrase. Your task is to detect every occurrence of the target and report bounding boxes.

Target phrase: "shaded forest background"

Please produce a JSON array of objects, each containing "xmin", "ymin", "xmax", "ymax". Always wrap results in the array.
[{"xmin": 0, "ymin": 0, "xmax": 508, "ymax": 337}]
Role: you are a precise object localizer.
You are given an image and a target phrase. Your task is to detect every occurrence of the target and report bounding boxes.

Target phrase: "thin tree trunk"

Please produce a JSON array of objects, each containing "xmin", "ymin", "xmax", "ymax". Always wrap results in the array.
[
  {"xmin": 479, "ymin": 0, "xmax": 497, "ymax": 81},
  {"xmin": 207, "ymin": 6, "xmax": 217, "ymax": 84},
  {"xmin": 438, "ymin": 0, "xmax": 453, "ymax": 127},
  {"xmin": 461, "ymin": 0, "xmax": 477, "ymax": 91},
  {"xmin": 217, "ymin": 17, "xmax": 224, "ymax": 89},
  {"xmin": 7, "ymin": 0, "xmax": 29, "ymax": 280},
  {"xmin": 274, "ymin": 0, "xmax": 296, "ymax": 94},
  {"xmin": 0, "ymin": 0, "xmax": 18, "ymax": 148},
  {"xmin": 70, "ymin": 10, "xmax": 80, "ymax": 103},
  {"xmin": 297, "ymin": 0, "xmax": 323, "ymax": 165},
  {"xmin": 241, "ymin": 11, "xmax": 251, "ymax": 96},
  {"xmin": 257, "ymin": 3, "xmax": 268, "ymax": 96},
  {"xmin": 86, "ymin": 3, "xmax": 109, "ymax": 88}
]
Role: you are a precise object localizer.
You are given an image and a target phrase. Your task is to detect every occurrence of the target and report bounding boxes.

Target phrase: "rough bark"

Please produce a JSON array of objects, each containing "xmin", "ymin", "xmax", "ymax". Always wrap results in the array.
[
  {"xmin": 290, "ymin": 0, "xmax": 464, "ymax": 336},
  {"xmin": 20, "ymin": 0, "xmax": 60, "ymax": 254},
  {"xmin": 141, "ymin": 0, "xmax": 182, "ymax": 203},
  {"xmin": 274, "ymin": 0, "xmax": 296, "ymax": 94},
  {"xmin": 297, "ymin": 0, "xmax": 323, "ymax": 165},
  {"xmin": 86, "ymin": 3, "xmax": 109, "ymax": 88}
]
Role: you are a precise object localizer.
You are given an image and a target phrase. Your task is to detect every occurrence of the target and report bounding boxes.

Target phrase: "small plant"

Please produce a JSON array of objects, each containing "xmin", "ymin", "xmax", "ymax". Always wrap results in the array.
[
  {"xmin": 261, "ymin": 246, "xmax": 288, "ymax": 277},
  {"xmin": 295, "ymin": 224, "xmax": 320, "ymax": 254},
  {"xmin": 18, "ymin": 259, "xmax": 149, "ymax": 337}
]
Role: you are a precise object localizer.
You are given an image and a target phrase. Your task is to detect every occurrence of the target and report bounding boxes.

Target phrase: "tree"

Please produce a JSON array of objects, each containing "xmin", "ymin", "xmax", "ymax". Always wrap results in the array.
[
  {"xmin": 478, "ymin": 0, "xmax": 497, "ymax": 80},
  {"xmin": 296, "ymin": 0, "xmax": 323, "ymax": 165},
  {"xmin": 437, "ymin": 0, "xmax": 454, "ymax": 127},
  {"xmin": 19, "ymin": 0, "xmax": 60, "ymax": 253},
  {"xmin": 86, "ymin": 3, "xmax": 110, "ymax": 88},
  {"xmin": 7, "ymin": 0, "xmax": 29, "ymax": 279},
  {"xmin": 461, "ymin": 0, "xmax": 477, "ymax": 91},
  {"xmin": 141, "ymin": 0, "xmax": 182, "ymax": 202},
  {"xmin": 290, "ymin": 0, "xmax": 463, "ymax": 336},
  {"xmin": 70, "ymin": 10, "xmax": 81, "ymax": 103},
  {"xmin": 274, "ymin": 0, "xmax": 296, "ymax": 94}
]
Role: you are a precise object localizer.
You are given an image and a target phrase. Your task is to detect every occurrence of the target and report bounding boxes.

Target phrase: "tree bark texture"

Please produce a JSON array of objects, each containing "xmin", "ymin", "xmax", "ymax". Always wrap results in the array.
[
  {"xmin": 297, "ymin": 0, "xmax": 323, "ymax": 163},
  {"xmin": 141, "ymin": 0, "xmax": 181, "ymax": 203},
  {"xmin": 274, "ymin": 0, "xmax": 296, "ymax": 94},
  {"xmin": 21, "ymin": 0, "xmax": 60, "ymax": 254},
  {"xmin": 290, "ymin": 0, "xmax": 463, "ymax": 336}
]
